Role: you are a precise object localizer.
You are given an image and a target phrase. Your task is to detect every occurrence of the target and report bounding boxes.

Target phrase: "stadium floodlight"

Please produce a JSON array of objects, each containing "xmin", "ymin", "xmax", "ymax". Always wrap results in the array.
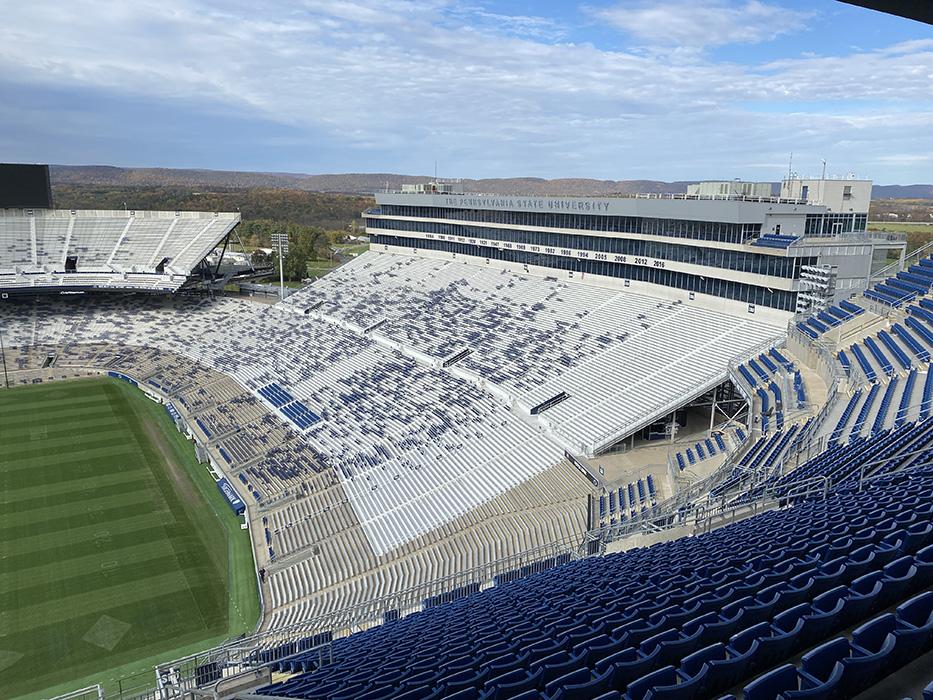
[{"xmin": 270, "ymin": 232, "xmax": 290, "ymax": 300}]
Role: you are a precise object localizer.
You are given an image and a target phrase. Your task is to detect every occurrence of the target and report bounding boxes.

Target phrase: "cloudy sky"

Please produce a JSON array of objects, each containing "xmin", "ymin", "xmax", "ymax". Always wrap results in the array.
[{"xmin": 1, "ymin": 0, "xmax": 931, "ymax": 183}]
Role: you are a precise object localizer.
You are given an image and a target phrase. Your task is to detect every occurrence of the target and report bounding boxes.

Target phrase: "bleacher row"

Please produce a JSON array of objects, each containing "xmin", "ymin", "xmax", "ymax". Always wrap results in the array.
[
  {"xmin": 752, "ymin": 232, "xmax": 800, "ymax": 249},
  {"xmin": 838, "ymin": 306, "xmax": 933, "ymax": 383},
  {"xmin": 258, "ymin": 382, "xmax": 323, "ymax": 430},
  {"xmin": 710, "ymin": 420, "xmax": 810, "ymax": 500},
  {"xmin": 735, "ymin": 348, "xmax": 805, "ymax": 433},
  {"xmin": 255, "ymin": 441, "xmax": 933, "ymax": 700},
  {"xmin": 864, "ymin": 257, "xmax": 933, "ymax": 307},
  {"xmin": 796, "ymin": 300, "xmax": 864, "ymax": 340},
  {"xmin": 597, "ymin": 476, "xmax": 659, "ymax": 526},
  {"xmin": 829, "ymin": 370, "xmax": 933, "ymax": 446},
  {"xmin": 674, "ymin": 433, "xmax": 726, "ymax": 472},
  {"xmin": 0, "ymin": 209, "xmax": 239, "ymax": 291},
  {"xmin": 286, "ymin": 251, "xmax": 783, "ymax": 455},
  {"xmin": 795, "ymin": 255, "xmax": 933, "ymax": 347}
]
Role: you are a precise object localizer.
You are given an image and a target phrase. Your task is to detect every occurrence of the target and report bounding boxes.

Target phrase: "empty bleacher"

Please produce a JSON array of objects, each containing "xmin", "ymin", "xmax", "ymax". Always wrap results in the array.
[
  {"xmin": 863, "ymin": 255, "xmax": 933, "ymax": 308},
  {"xmin": 796, "ymin": 300, "xmax": 864, "ymax": 339},
  {"xmin": 254, "ymin": 439, "xmax": 933, "ymax": 700},
  {"xmin": 285, "ymin": 252, "xmax": 784, "ymax": 456},
  {"xmin": 0, "ymin": 209, "xmax": 239, "ymax": 292}
]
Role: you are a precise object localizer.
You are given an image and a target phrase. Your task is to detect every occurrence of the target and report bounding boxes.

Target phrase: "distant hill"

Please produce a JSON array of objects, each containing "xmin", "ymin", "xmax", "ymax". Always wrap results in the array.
[
  {"xmin": 50, "ymin": 184, "xmax": 371, "ymax": 233},
  {"xmin": 871, "ymin": 184, "xmax": 933, "ymax": 199},
  {"xmin": 48, "ymin": 165, "xmax": 933, "ymax": 199},
  {"xmin": 49, "ymin": 166, "xmax": 695, "ymax": 196}
]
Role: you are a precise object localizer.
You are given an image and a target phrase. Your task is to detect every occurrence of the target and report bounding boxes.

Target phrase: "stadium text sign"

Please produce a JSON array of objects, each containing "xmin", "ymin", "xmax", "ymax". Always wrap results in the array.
[{"xmin": 443, "ymin": 195, "xmax": 612, "ymax": 213}]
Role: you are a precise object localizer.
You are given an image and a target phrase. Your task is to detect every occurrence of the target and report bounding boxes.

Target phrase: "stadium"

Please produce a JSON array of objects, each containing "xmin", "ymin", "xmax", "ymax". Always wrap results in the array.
[{"xmin": 1, "ymin": 161, "xmax": 932, "ymax": 700}]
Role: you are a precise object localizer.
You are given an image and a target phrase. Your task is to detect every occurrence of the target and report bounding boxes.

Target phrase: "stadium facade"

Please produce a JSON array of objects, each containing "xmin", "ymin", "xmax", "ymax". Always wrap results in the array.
[{"xmin": 365, "ymin": 178, "xmax": 897, "ymax": 320}]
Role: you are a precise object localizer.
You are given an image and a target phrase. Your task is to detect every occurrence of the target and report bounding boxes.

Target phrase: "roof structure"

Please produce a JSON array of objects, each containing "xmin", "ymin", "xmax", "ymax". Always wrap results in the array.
[{"xmin": 0, "ymin": 208, "xmax": 240, "ymax": 293}]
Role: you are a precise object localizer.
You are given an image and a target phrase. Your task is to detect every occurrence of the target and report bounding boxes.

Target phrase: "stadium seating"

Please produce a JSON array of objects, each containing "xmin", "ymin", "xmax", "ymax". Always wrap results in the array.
[
  {"xmin": 672, "ymin": 434, "xmax": 729, "ymax": 473},
  {"xmin": 0, "ymin": 292, "xmax": 593, "ymax": 627},
  {"xmin": 795, "ymin": 301, "xmax": 864, "ymax": 339},
  {"xmin": 254, "ymin": 447, "xmax": 933, "ymax": 700},
  {"xmin": 0, "ymin": 209, "xmax": 239, "ymax": 292},
  {"xmin": 283, "ymin": 252, "xmax": 783, "ymax": 455},
  {"xmin": 7, "ymin": 245, "xmax": 932, "ymax": 687},
  {"xmin": 752, "ymin": 232, "xmax": 800, "ymax": 248}
]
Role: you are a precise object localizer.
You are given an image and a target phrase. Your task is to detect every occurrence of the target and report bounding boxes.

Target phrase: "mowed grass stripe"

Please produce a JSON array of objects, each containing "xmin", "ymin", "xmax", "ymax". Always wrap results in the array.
[
  {"xmin": 4, "ymin": 511, "xmax": 175, "ymax": 558},
  {"xmin": 0, "ymin": 393, "xmax": 113, "ymax": 416},
  {"xmin": 1, "ymin": 525, "xmax": 181, "ymax": 578},
  {"xmin": 4, "ymin": 570, "xmax": 196, "ymax": 635},
  {"xmin": 0, "ymin": 392, "xmax": 112, "ymax": 417},
  {"xmin": 0, "ymin": 537, "xmax": 177, "ymax": 590},
  {"xmin": 2, "ymin": 429, "xmax": 143, "ymax": 461},
  {"xmin": 0, "ymin": 472, "xmax": 150, "ymax": 513},
  {"xmin": 0, "ymin": 402, "xmax": 116, "ymax": 427},
  {"xmin": 3, "ymin": 552, "xmax": 198, "ymax": 613},
  {"xmin": 1, "ymin": 414, "xmax": 126, "ymax": 439},
  {"xmin": 0, "ymin": 488, "xmax": 159, "ymax": 528},
  {"xmin": 1, "ymin": 444, "xmax": 141, "ymax": 479}
]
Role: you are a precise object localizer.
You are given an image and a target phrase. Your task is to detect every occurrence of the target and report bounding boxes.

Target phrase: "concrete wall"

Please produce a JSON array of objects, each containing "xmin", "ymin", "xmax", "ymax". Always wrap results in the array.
[{"xmin": 781, "ymin": 179, "xmax": 872, "ymax": 214}]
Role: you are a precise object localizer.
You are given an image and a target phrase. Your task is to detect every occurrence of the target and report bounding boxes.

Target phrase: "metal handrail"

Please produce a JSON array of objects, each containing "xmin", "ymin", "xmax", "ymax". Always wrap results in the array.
[{"xmin": 869, "ymin": 239, "xmax": 933, "ymax": 283}]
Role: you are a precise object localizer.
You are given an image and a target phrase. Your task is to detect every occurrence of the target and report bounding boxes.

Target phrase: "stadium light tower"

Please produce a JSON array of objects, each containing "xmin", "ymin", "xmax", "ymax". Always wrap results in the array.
[{"xmin": 271, "ymin": 231, "xmax": 289, "ymax": 300}]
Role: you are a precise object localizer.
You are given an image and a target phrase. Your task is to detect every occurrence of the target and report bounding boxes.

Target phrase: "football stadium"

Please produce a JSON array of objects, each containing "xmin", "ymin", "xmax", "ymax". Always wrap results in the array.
[{"xmin": 1, "ymin": 157, "xmax": 932, "ymax": 700}]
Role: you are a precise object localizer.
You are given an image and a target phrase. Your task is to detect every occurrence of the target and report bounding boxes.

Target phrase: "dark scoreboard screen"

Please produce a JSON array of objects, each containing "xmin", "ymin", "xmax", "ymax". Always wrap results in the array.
[{"xmin": 0, "ymin": 164, "xmax": 53, "ymax": 209}]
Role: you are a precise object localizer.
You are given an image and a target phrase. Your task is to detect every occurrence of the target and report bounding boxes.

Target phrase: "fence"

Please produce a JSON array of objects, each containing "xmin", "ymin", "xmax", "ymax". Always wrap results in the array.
[{"xmin": 122, "ymin": 538, "xmax": 584, "ymax": 699}]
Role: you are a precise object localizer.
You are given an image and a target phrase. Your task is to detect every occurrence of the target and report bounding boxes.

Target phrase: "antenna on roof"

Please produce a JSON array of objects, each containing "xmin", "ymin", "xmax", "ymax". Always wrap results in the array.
[
  {"xmin": 434, "ymin": 160, "xmax": 438, "ymax": 182},
  {"xmin": 787, "ymin": 153, "xmax": 793, "ymax": 181}
]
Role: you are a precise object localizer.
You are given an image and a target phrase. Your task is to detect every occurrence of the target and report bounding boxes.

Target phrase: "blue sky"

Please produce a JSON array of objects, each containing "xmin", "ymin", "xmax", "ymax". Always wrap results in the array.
[{"xmin": 1, "ymin": 0, "xmax": 931, "ymax": 183}]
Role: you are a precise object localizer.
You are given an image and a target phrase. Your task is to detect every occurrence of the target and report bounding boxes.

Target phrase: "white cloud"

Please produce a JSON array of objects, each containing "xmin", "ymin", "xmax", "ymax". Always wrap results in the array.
[
  {"xmin": 590, "ymin": 0, "xmax": 811, "ymax": 51},
  {"xmin": 0, "ymin": 0, "xmax": 931, "ymax": 182}
]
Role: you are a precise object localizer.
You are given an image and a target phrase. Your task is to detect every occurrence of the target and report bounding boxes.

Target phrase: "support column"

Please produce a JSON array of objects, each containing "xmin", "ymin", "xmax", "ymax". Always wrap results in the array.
[{"xmin": 709, "ymin": 392, "xmax": 718, "ymax": 436}]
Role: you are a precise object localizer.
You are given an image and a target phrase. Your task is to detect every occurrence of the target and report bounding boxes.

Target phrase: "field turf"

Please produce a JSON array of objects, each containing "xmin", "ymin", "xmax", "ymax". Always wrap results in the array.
[{"xmin": 0, "ymin": 377, "xmax": 259, "ymax": 699}]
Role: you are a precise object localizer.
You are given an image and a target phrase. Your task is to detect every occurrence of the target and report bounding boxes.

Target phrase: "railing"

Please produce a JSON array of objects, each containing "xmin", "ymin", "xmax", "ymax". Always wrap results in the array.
[
  {"xmin": 727, "ymin": 336, "xmax": 782, "ymax": 403},
  {"xmin": 854, "ymin": 443, "xmax": 932, "ymax": 491},
  {"xmin": 631, "ymin": 192, "xmax": 808, "ymax": 205},
  {"xmin": 582, "ymin": 470, "xmax": 833, "ymax": 551},
  {"xmin": 869, "ymin": 238, "xmax": 933, "ymax": 284},
  {"xmin": 142, "ymin": 537, "xmax": 583, "ymax": 698}
]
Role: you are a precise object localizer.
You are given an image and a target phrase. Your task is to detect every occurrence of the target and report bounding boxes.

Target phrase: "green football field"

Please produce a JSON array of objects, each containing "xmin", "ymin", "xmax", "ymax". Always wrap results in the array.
[{"xmin": 0, "ymin": 377, "xmax": 260, "ymax": 700}]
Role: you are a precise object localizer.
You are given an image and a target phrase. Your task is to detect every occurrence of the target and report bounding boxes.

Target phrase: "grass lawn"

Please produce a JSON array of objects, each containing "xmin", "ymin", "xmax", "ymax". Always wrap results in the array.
[
  {"xmin": 867, "ymin": 221, "xmax": 933, "ymax": 233},
  {"xmin": 334, "ymin": 243, "xmax": 370, "ymax": 257},
  {"xmin": 305, "ymin": 259, "xmax": 340, "ymax": 279},
  {"xmin": 0, "ymin": 377, "xmax": 259, "ymax": 700},
  {"xmin": 255, "ymin": 277, "xmax": 308, "ymax": 289}
]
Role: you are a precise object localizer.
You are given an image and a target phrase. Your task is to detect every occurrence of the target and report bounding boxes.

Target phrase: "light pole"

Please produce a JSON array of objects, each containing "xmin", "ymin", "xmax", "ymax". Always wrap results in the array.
[
  {"xmin": 0, "ymin": 324, "xmax": 10, "ymax": 389},
  {"xmin": 271, "ymin": 232, "xmax": 289, "ymax": 300}
]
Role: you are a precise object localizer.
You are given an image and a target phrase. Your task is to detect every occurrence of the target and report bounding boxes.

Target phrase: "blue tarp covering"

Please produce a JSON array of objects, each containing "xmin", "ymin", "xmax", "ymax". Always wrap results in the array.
[{"xmin": 216, "ymin": 477, "xmax": 246, "ymax": 515}]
